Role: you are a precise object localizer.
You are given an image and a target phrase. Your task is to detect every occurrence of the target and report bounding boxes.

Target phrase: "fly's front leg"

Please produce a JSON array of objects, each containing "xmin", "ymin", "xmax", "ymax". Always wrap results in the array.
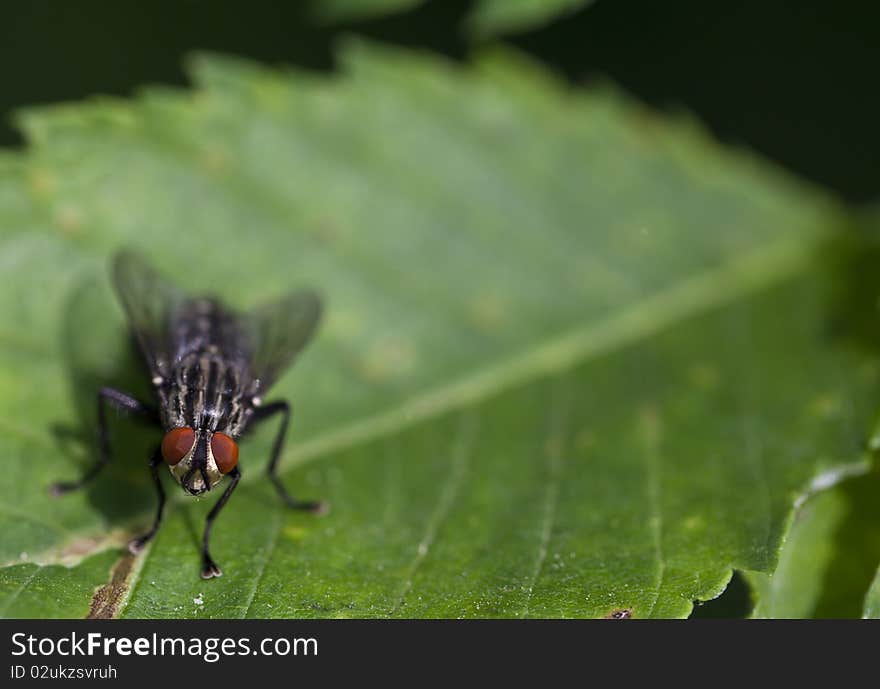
[
  {"xmin": 201, "ymin": 467, "xmax": 241, "ymax": 579},
  {"xmin": 251, "ymin": 400, "xmax": 327, "ymax": 513},
  {"xmin": 51, "ymin": 386, "xmax": 158, "ymax": 496},
  {"xmin": 128, "ymin": 447, "xmax": 166, "ymax": 554}
]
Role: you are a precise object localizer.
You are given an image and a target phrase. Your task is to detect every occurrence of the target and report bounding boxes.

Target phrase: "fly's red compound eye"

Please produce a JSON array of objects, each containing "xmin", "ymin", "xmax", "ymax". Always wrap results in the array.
[
  {"xmin": 210, "ymin": 432, "xmax": 239, "ymax": 474},
  {"xmin": 161, "ymin": 427, "xmax": 196, "ymax": 466}
]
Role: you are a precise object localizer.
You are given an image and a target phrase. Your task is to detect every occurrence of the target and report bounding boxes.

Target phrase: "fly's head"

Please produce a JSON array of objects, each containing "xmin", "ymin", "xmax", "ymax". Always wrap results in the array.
[{"xmin": 160, "ymin": 426, "xmax": 239, "ymax": 496}]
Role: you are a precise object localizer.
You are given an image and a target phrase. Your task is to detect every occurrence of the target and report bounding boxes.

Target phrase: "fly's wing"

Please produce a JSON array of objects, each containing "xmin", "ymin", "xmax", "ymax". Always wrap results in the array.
[
  {"xmin": 111, "ymin": 250, "xmax": 187, "ymax": 380},
  {"xmin": 241, "ymin": 289, "xmax": 323, "ymax": 396}
]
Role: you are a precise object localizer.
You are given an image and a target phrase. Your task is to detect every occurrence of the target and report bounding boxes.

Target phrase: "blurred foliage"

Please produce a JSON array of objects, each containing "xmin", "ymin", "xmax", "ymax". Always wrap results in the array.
[
  {"xmin": 465, "ymin": 0, "xmax": 593, "ymax": 38},
  {"xmin": 309, "ymin": 0, "xmax": 594, "ymax": 36},
  {"xmin": 748, "ymin": 473, "xmax": 880, "ymax": 618},
  {"xmin": 309, "ymin": 0, "xmax": 424, "ymax": 24}
]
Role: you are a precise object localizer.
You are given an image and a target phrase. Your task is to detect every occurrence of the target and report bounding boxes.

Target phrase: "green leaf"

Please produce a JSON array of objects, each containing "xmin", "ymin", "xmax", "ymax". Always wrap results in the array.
[
  {"xmin": 0, "ymin": 41, "xmax": 876, "ymax": 618},
  {"xmin": 466, "ymin": 0, "xmax": 594, "ymax": 39},
  {"xmin": 306, "ymin": 0, "xmax": 594, "ymax": 37},
  {"xmin": 0, "ymin": 550, "xmax": 121, "ymax": 618},
  {"xmin": 864, "ymin": 561, "xmax": 880, "ymax": 618},
  {"xmin": 306, "ymin": 0, "xmax": 423, "ymax": 24}
]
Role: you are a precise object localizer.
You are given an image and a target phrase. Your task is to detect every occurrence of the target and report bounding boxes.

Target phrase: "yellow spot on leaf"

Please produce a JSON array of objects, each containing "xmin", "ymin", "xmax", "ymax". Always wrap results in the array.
[
  {"xmin": 468, "ymin": 293, "xmax": 507, "ymax": 333},
  {"xmin": 575, "ymin": 429, "xmax": 596, "ymax": 452},
  {"xmin": 682, "ymin": 515, "xmax": 704, "ymax": 531},
  {"xmin": 544, "ymin": 433, "xmax": 564, "ymax": 457},
  {"xmin": 54, "ymin": 204, "xmax": 84, "ymax": 236},
  {"xmin": 201, "ymin": 146, "xmax": 230, "ymax": 175},
  {"xmin": 284, "ymin": 525, "xmax": 307, "ymax": 542},
  {"xmin": 28, "ymin": 169, "xmax": 56, "ymax": 197},
  {"xmin": 357, "ymin": 336, "xmax": 416, "ymax": 383},
  {"xmin": 808, "ymin": 394, "xmax": 841, "ymax": 419},
  {"xmin": 688, "ymin": 362, "xmax": 720, "ymax": 390}
]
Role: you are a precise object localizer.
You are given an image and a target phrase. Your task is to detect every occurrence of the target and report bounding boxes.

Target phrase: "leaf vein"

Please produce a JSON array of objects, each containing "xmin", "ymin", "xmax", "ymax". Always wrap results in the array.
[
  {"xmin": 521, "ymin": 379, "xmax": 571, "ymax": 618},
  {"xmin": 390, "ymin": 412, "xmax": 477, "ymax": 616},
  {"xmin": 241, "ymin": 508, "xmax": 283, "ymax": 619},
  {"xmin": 0, "ymin": 567, "xmax": 40, "ymax": 617},
  {"xmin": 641, "ymin": 406, "xmax": 666, "ymax": 618}
]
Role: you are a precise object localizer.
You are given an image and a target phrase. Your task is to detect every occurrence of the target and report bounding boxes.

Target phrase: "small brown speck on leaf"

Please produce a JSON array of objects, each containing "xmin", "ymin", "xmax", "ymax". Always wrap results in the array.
[{"xmin": 604, "ymin": 608, "xmax": 633, "ymax": 619}]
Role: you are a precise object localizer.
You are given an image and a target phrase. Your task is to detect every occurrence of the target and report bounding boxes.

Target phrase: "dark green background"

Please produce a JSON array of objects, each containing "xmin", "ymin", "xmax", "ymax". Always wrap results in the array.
[{"xmin": 0, "ymin": 1, "xmax": 878, "ymax": 202}]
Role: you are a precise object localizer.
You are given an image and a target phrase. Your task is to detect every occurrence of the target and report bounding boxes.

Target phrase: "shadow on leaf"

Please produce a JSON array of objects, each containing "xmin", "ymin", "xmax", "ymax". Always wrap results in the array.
[{"xmin": 50, "ymin": 271, "xmax": 159, "ymax": 525}]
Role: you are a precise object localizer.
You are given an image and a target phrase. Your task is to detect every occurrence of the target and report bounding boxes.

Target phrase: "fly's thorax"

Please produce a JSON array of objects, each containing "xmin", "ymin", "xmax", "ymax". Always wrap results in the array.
[{"xmin": 158, "ymin": 353, "xmax": 254, "ymax": 437}]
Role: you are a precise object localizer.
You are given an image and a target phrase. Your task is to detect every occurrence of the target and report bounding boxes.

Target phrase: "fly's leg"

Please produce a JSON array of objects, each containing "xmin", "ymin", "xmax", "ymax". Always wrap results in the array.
[
  {"xmin": 201, "ymin": 467, "xmax": 241, "ymax": 579},
  {"xmin": 251, "ymin": 400, "xmax": 327, "ymax": 513},
  {"xmin": 128, "ymin": 447, "xmax": 166, "ymax": 554},
  {"xmin": 51, "ymin": 386, "xmax": 158, "ymax": 496}
]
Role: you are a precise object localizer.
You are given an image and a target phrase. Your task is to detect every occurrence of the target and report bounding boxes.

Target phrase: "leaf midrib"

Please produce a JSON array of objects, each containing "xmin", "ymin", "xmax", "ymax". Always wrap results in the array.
[{"xmin": 278, "ymin": 233, "xmax": 822, "ymax": 473}]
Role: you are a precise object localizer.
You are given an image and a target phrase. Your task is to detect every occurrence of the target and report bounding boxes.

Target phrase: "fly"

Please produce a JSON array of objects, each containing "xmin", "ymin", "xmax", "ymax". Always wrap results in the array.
[{"xmin": 51, "ymin": 250, "xmax": 326, "ymax": 579}]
